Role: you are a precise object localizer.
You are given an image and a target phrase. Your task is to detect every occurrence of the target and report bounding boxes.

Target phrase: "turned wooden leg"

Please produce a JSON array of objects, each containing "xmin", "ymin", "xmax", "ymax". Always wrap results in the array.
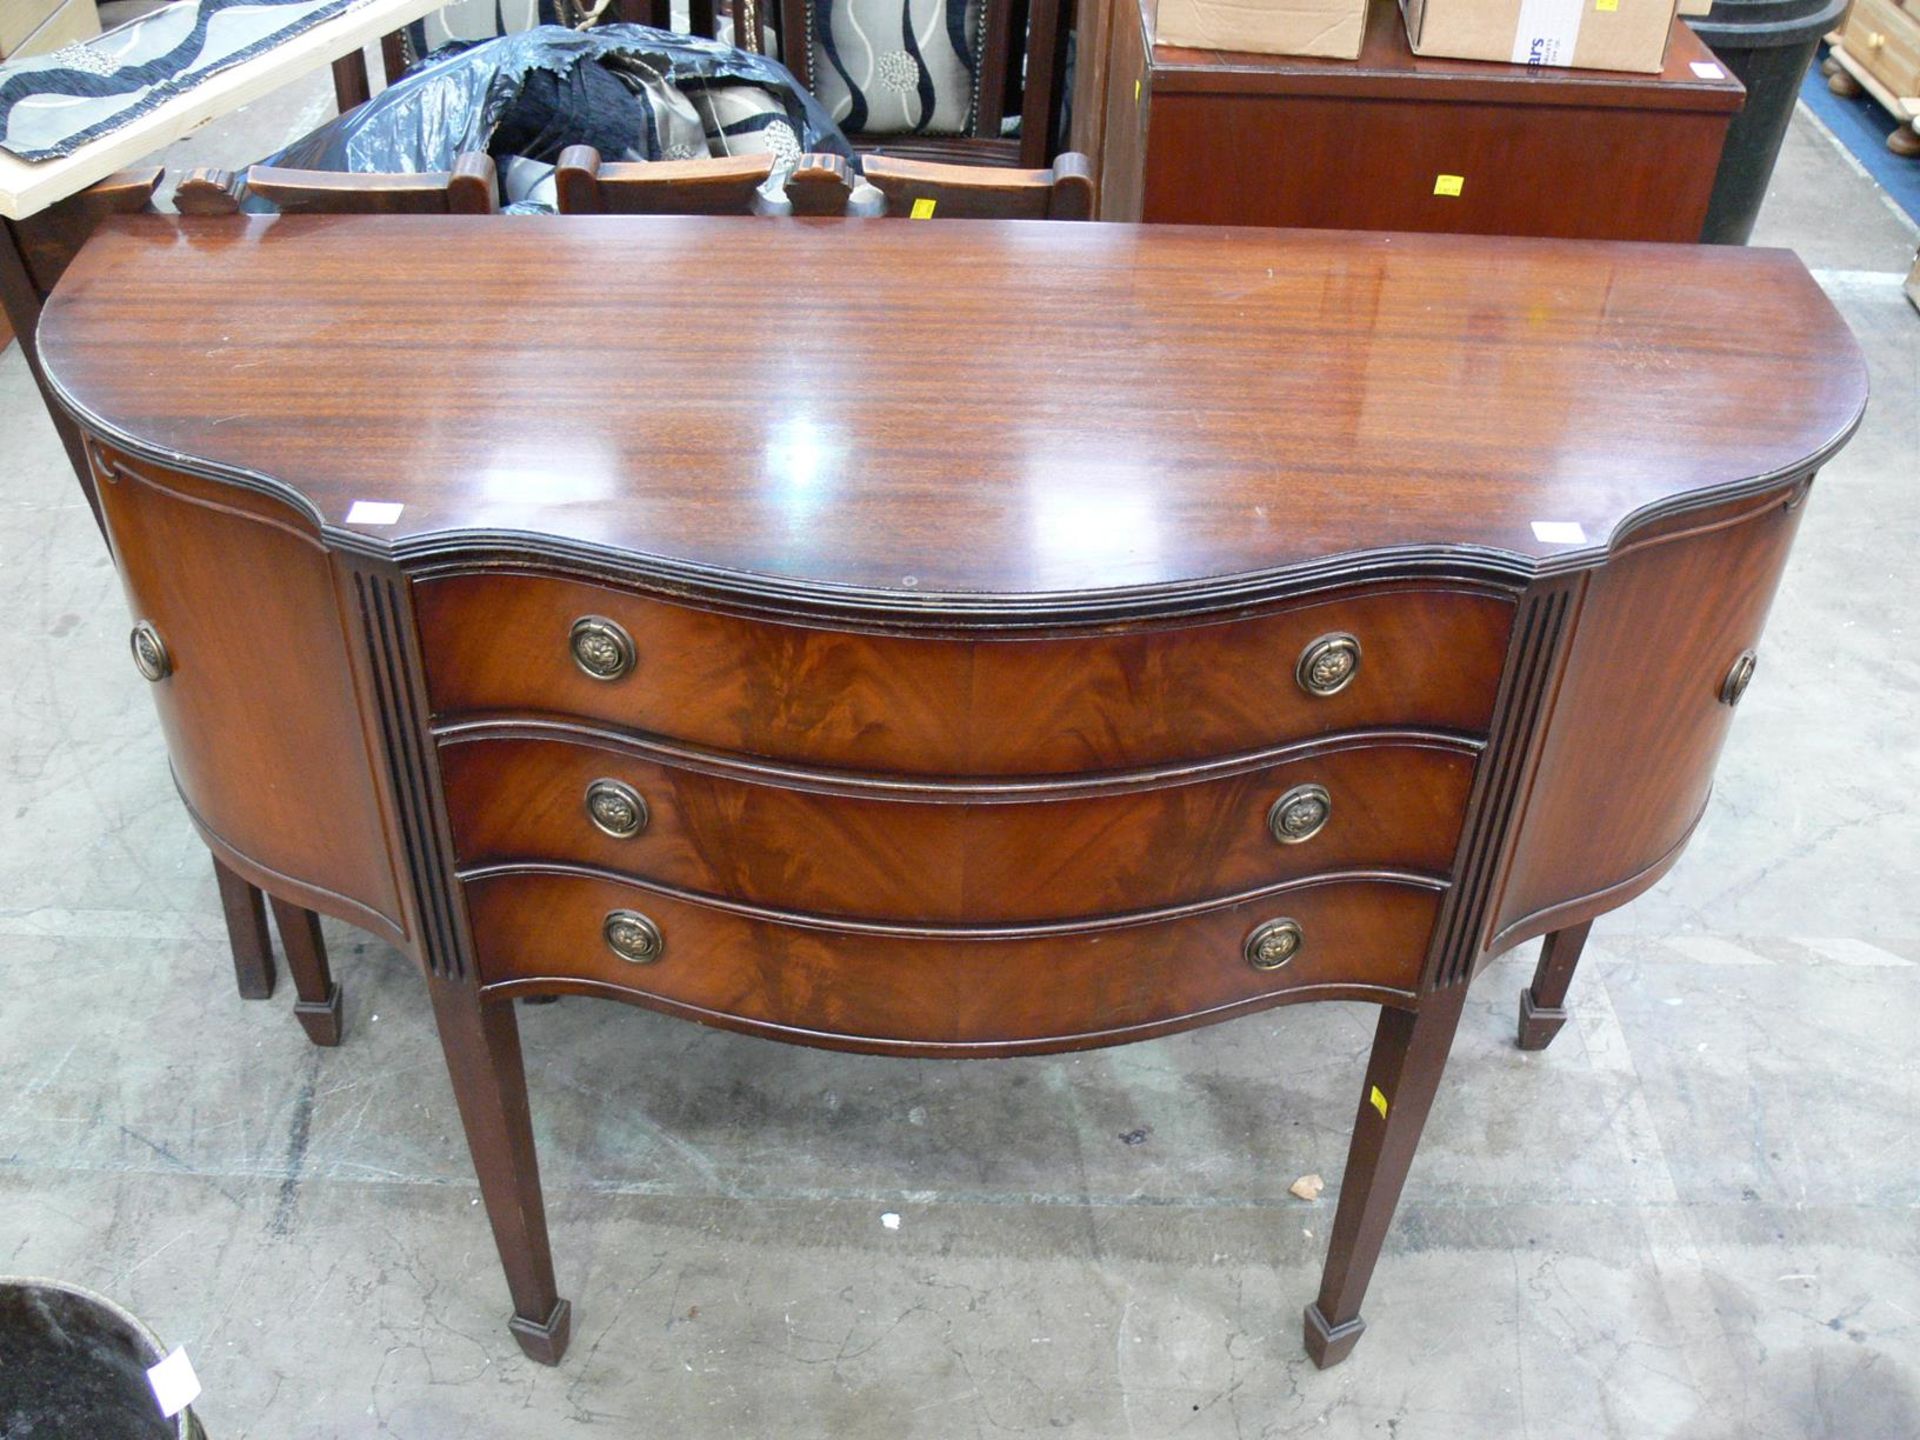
[
  {"xmin": 1516, "ymin": 920, "xmax": 1593, "ymax": 1052},
  {"xmin": 1305, "ymin": 984, "xmax": 1467, "ymax": 1369},
  {"xmin": 1889, "ymin": 125, "xmax": 1920, "ymax": 158},
  {"xmin": 428, "ymin": 977, "xmax": 571, "ymax": 1365},
  {"xmin": 268, "ymin": 896, "xmax": 344, "ymax": 1047},
  {"xmin": 1827, "ymin": 68, "xmax": 1864, "ymax": 98},
  {"xmin": 212, "ymin": 856, "xmax": 275, "ymax": 1000}
]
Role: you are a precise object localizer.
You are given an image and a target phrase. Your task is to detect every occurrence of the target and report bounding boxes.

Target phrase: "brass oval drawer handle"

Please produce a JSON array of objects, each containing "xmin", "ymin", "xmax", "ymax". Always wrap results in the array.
[
  {"xmin": 129, "ymin": 621, "xmax": 172, "ymax": 682},
  {"xmin": 1269, "ymin": 784, "xmax": 1331, "ymax": 845},
  {"xmin": 603, "ymin": 909, "xmax": 663, "ymax": 964},
  {"xmin": 585, "ymin": 778, "xmax": 649, "ymax": 839},
  {"xmin": 1720, "ymin": 650, "xmax": 1757, "ymax": 707},
  {"xmin": 570, "ymin": 615, "xmax": 636, "ymax": 681},
  {"xmin": 1296, "ymin": 633, "xmax": 1360, "ymax": 697},
  {"xmin": 1245, "ymin": 917, "xmax": 1303, "ymax": 971}
]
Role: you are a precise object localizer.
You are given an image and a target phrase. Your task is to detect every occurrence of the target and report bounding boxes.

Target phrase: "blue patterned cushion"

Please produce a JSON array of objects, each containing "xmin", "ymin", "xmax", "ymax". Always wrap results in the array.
[{"xmin": 806, "ymin": 0, "xmax": 984, "ymax": 137}]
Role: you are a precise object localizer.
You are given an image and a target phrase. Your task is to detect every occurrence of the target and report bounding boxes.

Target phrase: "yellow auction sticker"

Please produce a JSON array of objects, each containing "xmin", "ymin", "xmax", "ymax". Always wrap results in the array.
[
  {"xmin": 911, "ymin": 197, "xmax": 937, "ymax": 219},
  {"xmin": 1433, "ymin": 174, "xmax": 1464, "ymax": 197},
  {"xmin": 1369, "ymin": 1085, "xmax": 1390, "ymax": 1118}
]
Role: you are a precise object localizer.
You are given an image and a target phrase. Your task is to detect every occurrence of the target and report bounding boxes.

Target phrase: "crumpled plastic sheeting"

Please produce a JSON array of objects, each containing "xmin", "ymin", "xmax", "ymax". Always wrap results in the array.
[{"xmin": 245, "ymin": 24, "xmax": 851, "ymax": 210}]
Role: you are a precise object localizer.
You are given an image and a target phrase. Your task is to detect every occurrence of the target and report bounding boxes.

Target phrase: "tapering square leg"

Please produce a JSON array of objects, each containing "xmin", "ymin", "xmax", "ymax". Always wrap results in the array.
[
  {"xmin": 212, "ymin": 855, "xmax": 275, "ymax": 1000},
  {"xmin": 1305, "ymin": 984, "xmax": 1467, "ymax": 1369},
  {"xmin": 268, "ymin": 896, "xmax": 343, "ymax": 1047},
  {"xmin": 1516, "ymin": 920, "xmax": 1593, "ymax": 1051},
  {"xmin": 428, "ymin": 977, "xmax": 570, "ymax": 1365}
]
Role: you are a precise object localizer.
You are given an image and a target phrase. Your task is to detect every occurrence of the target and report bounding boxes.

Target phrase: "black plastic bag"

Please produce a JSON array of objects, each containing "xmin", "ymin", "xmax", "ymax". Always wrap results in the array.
[{"xmin": 248, "ymin": 24, "xmax": 850, "ymax": 207}]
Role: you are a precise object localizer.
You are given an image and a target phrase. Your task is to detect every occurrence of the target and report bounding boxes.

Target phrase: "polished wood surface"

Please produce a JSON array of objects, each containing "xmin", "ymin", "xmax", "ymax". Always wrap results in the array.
[
  {"xmin": 439, "ymin": 729, "xmax": 1478, "ymax": 922},
  {"xmin": 466, "ymin": 870, "xmax": 1441, "ymax": 1049},
  {"xmin": 42, "ymin": 217, "xmax": 1863, "ymax": 608},
  {"xmin": 42, "ymin": 215, "xmax": 1867, "ymax": 1371},
  {"xmin": 1096, "ymin": 0, "xmax": 1743, "ymax": 237},
  {"xmin": 416, "ymin": 574, "xmax": 1514, "ymax": 771}
]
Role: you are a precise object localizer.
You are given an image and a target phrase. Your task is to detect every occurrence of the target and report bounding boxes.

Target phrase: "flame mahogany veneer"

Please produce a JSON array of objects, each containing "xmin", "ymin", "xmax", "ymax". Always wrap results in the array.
[{"xmin": 40, "ymin": 215, "xmax": 1866, "ymax": 1370}]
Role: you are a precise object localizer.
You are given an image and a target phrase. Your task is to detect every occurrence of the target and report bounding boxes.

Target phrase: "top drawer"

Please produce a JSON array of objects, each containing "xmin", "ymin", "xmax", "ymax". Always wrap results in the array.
[{"xmin": 414, "ymin": 573, "xmax": 1515, "ymax": 776}]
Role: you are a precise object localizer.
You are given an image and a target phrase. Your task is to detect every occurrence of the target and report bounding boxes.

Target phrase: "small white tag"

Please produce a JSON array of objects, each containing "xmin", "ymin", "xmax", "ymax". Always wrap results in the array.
[
  {"xmin": 1691, "ymin": 61, "xmax": 1725, "ymax": 79},
  {"xmin": 1531, "ymin": 520, "xmax": 1587, "ymax": 544},
  {"xmin": 881, "ymin": 1212, "xmax": 901, "ymax": 1230},
  {"xmin": 147, "ymin": 1347, "xmax": 201, "ymax": 1418},
  {"xmin": 346, "ymin": 500, "xmax": 404, "ymax": 525}
]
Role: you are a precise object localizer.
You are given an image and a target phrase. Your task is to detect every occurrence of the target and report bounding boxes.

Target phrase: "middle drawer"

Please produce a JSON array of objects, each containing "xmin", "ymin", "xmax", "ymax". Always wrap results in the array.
[{"xmin": 439, "ymin": 729, "xmax": 1476, "ymax": 924}]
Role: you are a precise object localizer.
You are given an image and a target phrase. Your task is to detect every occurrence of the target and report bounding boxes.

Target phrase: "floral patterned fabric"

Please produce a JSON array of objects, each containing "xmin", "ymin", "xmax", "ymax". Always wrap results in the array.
[{"xmin": 807, "ymin": 0, "xmax": 983, "ymax": 136}]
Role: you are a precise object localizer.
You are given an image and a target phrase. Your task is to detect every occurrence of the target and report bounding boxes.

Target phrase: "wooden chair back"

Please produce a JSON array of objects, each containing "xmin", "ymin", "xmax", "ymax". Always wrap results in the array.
[
  {"xmin": 773, "ymin": 0, "xmax": 1066, "ymax": 168},
  {"xmin": 552, "ymin": 147, "xmax": 1092, "ymax": 218},
  {"xmin": 861, "ymin": 153, "xmax": 1092, "ymax": 219},
  {"xmin": 554, "ymin": 145, "xmax": 775, "ymax": 214},
  {"xmin": 238, "ymin": 154, "xmax": 500, "ymax": 214}
]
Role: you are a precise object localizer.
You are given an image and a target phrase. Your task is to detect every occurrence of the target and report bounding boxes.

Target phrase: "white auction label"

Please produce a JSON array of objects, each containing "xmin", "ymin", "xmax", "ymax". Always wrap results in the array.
[
  {"xmin": 1531, "ymin": 520, "xmax": 1588, "ymax": 544},
  {"xmin": 1512, "ymin": 0, "xmax": 1585, "ymax": 66},
  {"xmin": 1691, "ymin": 61, "xmax": 1726, "ymax": 78},
  {"xmin": 346, "ymin": 500, "xmax": 405, "ymax": 525},
  {"xmin": 147, "ymin": 1346, "xmax": 202, "ymax": 1418}
]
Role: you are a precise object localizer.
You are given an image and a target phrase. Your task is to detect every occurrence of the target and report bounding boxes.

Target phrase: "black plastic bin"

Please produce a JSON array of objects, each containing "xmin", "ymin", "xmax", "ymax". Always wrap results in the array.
[
  {"xmin": 0, "ymin": 1278, "xmax": 205, "ymax": 1438},
  {"xmin": 1688, "ymin": 0, "xmax": 1851, "ymax": 243}
]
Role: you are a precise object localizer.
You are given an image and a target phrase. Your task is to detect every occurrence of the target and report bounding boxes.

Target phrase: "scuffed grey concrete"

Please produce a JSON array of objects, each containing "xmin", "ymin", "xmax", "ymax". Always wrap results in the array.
[{"xmin": 0, "ymin": 103, "xmax": 1915, "ymax": 1438}]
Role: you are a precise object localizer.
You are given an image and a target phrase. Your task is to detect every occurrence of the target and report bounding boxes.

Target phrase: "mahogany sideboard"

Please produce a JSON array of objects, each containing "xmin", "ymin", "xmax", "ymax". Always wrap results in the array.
[
  {"xmin": 39, "ymin": 214, "xmax": 1865, "ymax": 1369},
  {"xmin": 1079, "ymin": 0, "xmax": 1746, "ymax": 236}
]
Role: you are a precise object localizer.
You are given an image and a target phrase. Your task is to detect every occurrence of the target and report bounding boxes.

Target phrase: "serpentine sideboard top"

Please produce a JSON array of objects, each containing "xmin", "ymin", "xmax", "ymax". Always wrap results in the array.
[{"xmin": 39, "ymin": 215, "xmax": 1866, "ymax": 616}]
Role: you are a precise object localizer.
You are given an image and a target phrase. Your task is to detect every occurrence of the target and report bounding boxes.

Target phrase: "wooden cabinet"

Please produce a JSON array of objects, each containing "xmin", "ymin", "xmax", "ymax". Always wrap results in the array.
[
  {"xmin": 1841, "ymin": 0, "xmax": 1920, "ymax": 99},
  {"xmin": 39, "ymin": 214, "xmax": 1866, "ymax": 1374},
  {"xmin": 1086, "ymin": 0, "xmax": 1745, "ymax": 238}
]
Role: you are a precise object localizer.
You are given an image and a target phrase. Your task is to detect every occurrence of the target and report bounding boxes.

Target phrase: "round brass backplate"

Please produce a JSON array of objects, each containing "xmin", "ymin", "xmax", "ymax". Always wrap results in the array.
[
  {"xmin": 1720, "ymin": 650, "xmax": 1757, "ymax": 707},
  {"xmin": 602, "ymin": 909, "xmax": 663, "ymax": 964},
  {"xmin": 1296, "ymin": 633, "xmax": 1361, "ymax": 697},
  {"xmin": 570, "ymin": 615, "xmax": 636, "ymax": 681},
  {"xmin": 585, "ymin": 778, "xmax": 649, "ymax": 839},
  {"xmin": 129, "ymin": 621, "xmax": 172, "ymax": 682},
  {"xmin": 1269, "ymin": 784, "xmax": 1331, "ymax": 845},
  {"xmin": 1245, "ymin": 917, "xmax": 1304, "ymax": 971}
]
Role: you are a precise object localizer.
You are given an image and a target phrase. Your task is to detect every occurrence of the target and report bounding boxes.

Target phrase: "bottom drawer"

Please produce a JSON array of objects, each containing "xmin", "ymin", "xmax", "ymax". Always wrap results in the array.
[{"xmin": 465, "ymin": 873, "xmax": 1441, "ymax": 1053}]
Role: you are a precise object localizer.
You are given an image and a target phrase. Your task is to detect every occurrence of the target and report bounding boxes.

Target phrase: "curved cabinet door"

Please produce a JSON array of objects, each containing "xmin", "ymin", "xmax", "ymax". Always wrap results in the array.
[
  {"xmin": 1488, "ymin": 486, "xmax": 1810, "ymax": 953},
  {"xmin": 92, "ymin": 446, "xmax": 404, "ymax": 940}
]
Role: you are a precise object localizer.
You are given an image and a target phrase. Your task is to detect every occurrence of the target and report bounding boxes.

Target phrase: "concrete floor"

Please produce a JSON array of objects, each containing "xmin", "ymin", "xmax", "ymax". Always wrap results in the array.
[{"xmin": 2, "ymin": 89, "xmax": 1917, "ymax": 1438}]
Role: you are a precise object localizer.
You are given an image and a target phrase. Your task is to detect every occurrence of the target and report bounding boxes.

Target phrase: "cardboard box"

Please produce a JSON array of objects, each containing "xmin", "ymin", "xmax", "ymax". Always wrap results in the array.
[
  {"xmin": 1400, "ymin": 0, "xmax": 1681, "ymax": 73},
  {"xmin": 1155, "ymin": 0, "xmax": 1369, "ymax": 58}
]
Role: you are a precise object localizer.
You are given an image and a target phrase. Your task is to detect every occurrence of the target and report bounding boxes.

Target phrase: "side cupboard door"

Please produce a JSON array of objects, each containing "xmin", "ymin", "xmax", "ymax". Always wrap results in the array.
[
  {"xmin": 1488, "ymin": 484, "xmax": 1811, "ymax": 955},
  {"xmin": 88, "ymin": 443, "xmax": 406, "ymax": 943}
]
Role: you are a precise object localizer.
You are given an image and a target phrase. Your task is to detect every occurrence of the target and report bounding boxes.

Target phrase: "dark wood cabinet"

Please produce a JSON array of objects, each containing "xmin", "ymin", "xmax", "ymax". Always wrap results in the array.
[
  {"xmin": 1083, "ymin": 0, "xmax": 1746, "ymax": 238},
  {"xmin": 40, "ymin": 214, "xmax": 1865, "ymax": 1373}
]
